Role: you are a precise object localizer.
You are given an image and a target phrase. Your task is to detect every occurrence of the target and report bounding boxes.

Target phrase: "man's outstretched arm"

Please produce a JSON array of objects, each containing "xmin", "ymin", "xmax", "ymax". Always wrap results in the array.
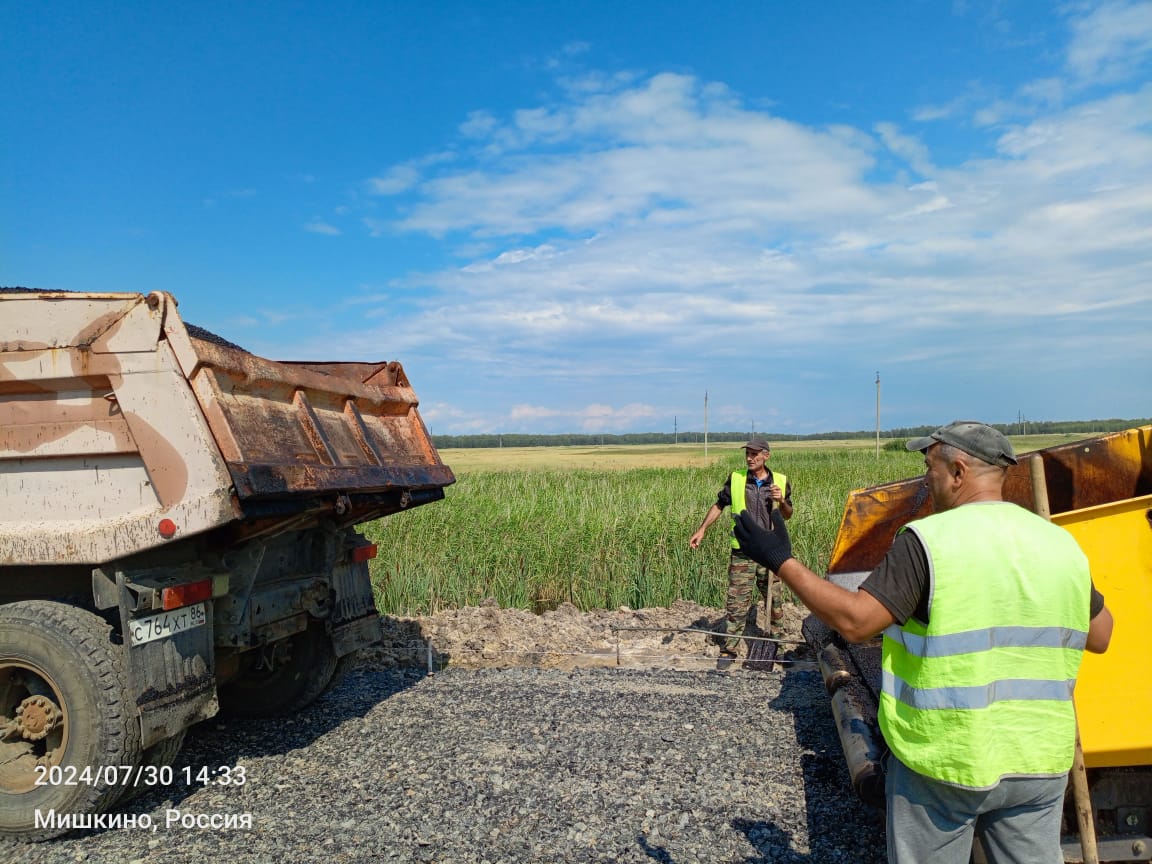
[{"xmin": 735, "ymin": 511, "xmax": 895, "ymax": 643}]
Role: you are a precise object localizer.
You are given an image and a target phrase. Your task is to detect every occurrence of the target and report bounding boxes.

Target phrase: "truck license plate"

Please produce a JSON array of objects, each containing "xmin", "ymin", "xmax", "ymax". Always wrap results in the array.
[{"xmin": 130, "ymin": 603, "xmax": 207, "ymax": 646}]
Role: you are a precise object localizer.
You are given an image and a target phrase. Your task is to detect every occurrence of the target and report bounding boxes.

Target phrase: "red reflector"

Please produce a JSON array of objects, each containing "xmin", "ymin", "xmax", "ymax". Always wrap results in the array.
[
  {"xmin": 350, "ymin": 544, "xmax": 378, "ymax": 563},
  {"xmin": 162, "ymin": 579, "xmax": 212, "ymax": 610},
  {"xmin": 158, "ymin": 519, "xmax": 178, "ymax": 539}
]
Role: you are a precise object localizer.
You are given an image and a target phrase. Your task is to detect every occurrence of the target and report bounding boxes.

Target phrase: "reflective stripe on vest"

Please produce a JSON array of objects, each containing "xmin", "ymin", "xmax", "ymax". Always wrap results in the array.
[
  {"xmin": 730, "ymin": 469, "xmax": 787, "ymax": 549},
  {"xmin": 883, "ymin": 624, "xmax": 1088, "ymax": 657},
  {"xmin": 878, "ymin": 501, "xmax": 1090, "ymax": 789},
  {"xmin": 882, "ymin": 669, "xmax": 1076, "ymax": 710}
]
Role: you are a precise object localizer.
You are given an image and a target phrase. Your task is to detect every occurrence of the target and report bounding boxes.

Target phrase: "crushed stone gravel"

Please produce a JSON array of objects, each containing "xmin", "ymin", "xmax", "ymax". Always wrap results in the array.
[{"xmin": 4, "ymin": 605, "xmax": 887, "ymax": 864}]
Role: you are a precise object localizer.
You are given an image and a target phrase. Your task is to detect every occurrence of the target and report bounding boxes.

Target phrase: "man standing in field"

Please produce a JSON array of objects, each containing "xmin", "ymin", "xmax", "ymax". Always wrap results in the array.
[
  {"xmin": 689, "ymin": 438, "xmax": 793, "ymax": 667},
  {"xmin": 734, "ymin": 421, "xmax": 1113, "ymax": 863}
]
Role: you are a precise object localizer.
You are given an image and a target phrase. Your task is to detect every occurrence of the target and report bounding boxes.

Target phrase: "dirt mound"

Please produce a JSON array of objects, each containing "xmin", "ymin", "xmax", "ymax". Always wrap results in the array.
[{"xmin": 367, "ymin": 600, "xmax": 812, "ymax": 671}]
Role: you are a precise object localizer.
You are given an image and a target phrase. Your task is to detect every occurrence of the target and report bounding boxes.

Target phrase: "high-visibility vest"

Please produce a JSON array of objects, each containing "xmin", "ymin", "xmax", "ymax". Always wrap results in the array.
[
  {"xmin": 879, "ymin": 501, "xmax": 1090, "ymax": 789},
  {"xmin": 729, "ymin": 469, "xmax": 788, "ymax": 549}
]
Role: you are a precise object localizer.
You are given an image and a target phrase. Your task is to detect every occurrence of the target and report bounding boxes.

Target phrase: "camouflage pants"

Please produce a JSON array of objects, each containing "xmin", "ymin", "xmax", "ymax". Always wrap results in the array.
[{"xmin": 723, "ymin": 550, "xmax": 783, "ymax": 654}]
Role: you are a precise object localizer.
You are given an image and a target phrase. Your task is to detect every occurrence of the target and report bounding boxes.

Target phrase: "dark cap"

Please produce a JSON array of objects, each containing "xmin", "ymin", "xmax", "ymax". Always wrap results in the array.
[
  {"xmin": 906, "ymin": 421, "xmax": 1017, "ymax": 467},
  {"xmin": 743, "ymin": 438, "xmax": 771, "ymax": 453}
]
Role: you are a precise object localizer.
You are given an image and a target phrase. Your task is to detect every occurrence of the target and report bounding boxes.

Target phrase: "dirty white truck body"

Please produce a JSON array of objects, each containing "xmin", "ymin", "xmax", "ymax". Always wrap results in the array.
[{"xmin": 0, "ymin": 290, "xmax": 454, "ymax": 839}]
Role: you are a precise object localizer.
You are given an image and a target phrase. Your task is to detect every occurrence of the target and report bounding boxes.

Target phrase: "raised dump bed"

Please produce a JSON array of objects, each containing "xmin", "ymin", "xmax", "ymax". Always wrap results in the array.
[{"xmin": 0, "ymin": 290, "xmax": 454, "ymax": 839}]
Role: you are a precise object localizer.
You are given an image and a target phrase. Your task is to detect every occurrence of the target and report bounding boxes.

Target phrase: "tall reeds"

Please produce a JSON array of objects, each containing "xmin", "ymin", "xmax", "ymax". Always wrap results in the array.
[{"xmin": 364, "ymin": 448, "xmax": 924, "ymax": 615}]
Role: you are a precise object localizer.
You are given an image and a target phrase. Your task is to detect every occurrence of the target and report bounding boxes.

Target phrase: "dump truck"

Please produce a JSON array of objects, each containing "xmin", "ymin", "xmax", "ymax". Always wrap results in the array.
[
  {"xmin": 0, "ymin": 289, "xmax": 455, "ymax": 840},
  {"xmin": 804, "ymin": 424, "xmax": 1152, "ymax": 862}
]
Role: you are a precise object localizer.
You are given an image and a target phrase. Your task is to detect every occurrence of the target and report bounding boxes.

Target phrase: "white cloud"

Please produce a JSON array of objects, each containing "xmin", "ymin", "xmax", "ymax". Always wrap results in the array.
[
  {"xmin": 288, "ymin": 25, "xmax": 1152, "ymax": 434},
  {"xmin": 561, "ymin": 41, "xmax": 590, "ymax": 58},
  {"xmin": 416, "ymin": 400, "xmax": 663, "ymax": 435},
  {"xmin": 460, "ymin": 110, "xmax": 499, "ymax": 140},
  {"xmin": 367, "ymin": 164, "xmax": 420, "ymax": 195},
  {"xmin": 391, "ymin": 74, "xmax": 881, "ymax": 240},
  {"xmin": 1066, "ymin": 0, "xmax": 1152, "ymax": 83},
  {"xmin": 912, "ymin": 97, "xmax": 966, "ymax": 122},
  {"xmin": 303, "ymin": 221, "xmax": 341, "ymax": 236},
  {"xmin": 425, "ymin": 80, "xmax": 1131, "ymax": 369},
  {"xmin": 509, "ymin": 402, "xmax": 660, "ymax": 433},
  {"xmin": 367, "ymin": 152, "xmax": 457, "ymax": 196},
  {"xmin": 875, "ymin": 122, "xmax": 936, "ymax": 176},
  {"xmin": 462, "ymin": 244, "xmax": 561, "ymax": 272},
  {"xmin": 202, "ymin": 188, "xmax": 258, "ymax": 207}
]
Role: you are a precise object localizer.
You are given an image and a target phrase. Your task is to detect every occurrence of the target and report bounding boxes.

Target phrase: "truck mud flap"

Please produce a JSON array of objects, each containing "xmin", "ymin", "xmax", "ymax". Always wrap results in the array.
[
  {"xmin": 329, "ymin": 553, "xmax": 383, "ymax": 656},
  {"xmin": 128, "ymin": 627, "xmax": 218, "ymax": 749},
  {"xmin": 331, "ymin": 613, "xmax": 382, "ymax": 657},
  {"xmin": 105, "ymin": 569, "xmax": 220, "ymax": 748}
]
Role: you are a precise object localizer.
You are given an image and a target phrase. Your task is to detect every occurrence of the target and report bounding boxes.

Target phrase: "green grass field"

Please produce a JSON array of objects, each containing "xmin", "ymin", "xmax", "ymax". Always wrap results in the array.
[{"xmin": 364, "ymin": 432, "xmax": 1101, "ymax": 616}]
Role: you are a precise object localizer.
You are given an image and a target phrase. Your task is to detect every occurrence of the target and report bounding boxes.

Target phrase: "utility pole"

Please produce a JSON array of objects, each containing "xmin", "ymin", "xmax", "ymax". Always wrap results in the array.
[
  {"xmin": 704, "ymin": 390, "xmax": 709, "ymax": 461},
  {"xmin": 875, "ymin": 371, "xmax": 881, "ymax": 458},
  {"xmin": 674, "ymin": 416, "xmax": 678, "ymax": 445}
]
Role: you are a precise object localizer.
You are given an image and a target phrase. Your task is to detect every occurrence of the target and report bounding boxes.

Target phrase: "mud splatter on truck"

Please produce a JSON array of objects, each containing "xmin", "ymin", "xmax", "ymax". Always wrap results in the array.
[{"xmin": 0, "ymin": 290, "xmax": 454, "ymax": 840}]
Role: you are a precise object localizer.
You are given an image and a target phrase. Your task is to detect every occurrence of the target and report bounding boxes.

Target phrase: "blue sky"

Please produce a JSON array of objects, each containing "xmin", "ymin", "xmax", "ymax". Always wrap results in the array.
[{"xmin": 5, "ymin": 2, "xmax": 1151, "ymax": 436}]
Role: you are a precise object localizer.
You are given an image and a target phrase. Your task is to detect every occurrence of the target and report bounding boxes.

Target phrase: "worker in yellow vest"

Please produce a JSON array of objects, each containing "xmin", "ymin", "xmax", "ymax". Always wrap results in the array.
[
  {"xmin": 734, "ymin": 421, "xmax": 1113, "ymax": 864},
  {"xmin": 689, "ymin": 438, "xmax": 792, "ymax": 668}
]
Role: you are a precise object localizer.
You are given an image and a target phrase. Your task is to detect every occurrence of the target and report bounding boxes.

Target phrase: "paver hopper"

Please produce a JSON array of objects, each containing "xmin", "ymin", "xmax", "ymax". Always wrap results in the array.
[{"xmin": 805, "ymin": 425, "xmax": 1152, "ymax": 862}]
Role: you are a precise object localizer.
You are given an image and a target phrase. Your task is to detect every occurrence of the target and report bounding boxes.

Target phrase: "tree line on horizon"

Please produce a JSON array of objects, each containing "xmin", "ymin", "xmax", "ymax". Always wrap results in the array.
[{"xmin": 431, "ymin": 417, "xmax": 1151, "ymax": 450}]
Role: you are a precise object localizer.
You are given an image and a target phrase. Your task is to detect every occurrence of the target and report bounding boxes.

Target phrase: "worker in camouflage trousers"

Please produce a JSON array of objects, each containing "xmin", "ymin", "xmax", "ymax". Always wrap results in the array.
[
  {"xmin": 689, "ymin": 439, "xmax": 793, "ymax": 664},
  {"xmin": 726, "ymin": 555, "xmax": 777, "ymax": 645}
]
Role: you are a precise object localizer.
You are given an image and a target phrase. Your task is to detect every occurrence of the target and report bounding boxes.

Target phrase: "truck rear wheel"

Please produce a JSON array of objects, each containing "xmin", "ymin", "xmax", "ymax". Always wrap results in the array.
[
  {"xmin": 217, "ymin": 620, "xmax": 340, "ymax": 718},
  {"xmin": 0, "ymin": 601, "xmax": 142, "ymax": 841}
]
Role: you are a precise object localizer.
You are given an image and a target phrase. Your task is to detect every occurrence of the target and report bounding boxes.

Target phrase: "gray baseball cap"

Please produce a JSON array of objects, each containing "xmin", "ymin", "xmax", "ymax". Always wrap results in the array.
[
  {"xmin": 906, "ymin": 421, "xmax": 1018, "ymax": 467},
  {"xmin": 743, "ymin": 438, "xmax": 771, "ymax": 452}
]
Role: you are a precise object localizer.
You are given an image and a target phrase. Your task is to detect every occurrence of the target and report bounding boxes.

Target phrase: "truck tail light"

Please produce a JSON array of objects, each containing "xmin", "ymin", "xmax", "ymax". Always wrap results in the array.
[
  {"xmin": 162, "ymin": 579, "xmax": 213, "ymax": 610},
  {"xmin": 350, "ymin": 543, "xmax": 378, "ymax": 563}
]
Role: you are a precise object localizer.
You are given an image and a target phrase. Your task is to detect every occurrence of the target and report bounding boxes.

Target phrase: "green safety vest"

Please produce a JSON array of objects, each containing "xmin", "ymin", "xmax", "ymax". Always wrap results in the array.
[
  {"xmin": 879, "ymin": 502, "xmax": 1091, "ymax": 789},
  {"xmin": 729, "ymin": 469, "xmax": 788, "ymax": 549}
]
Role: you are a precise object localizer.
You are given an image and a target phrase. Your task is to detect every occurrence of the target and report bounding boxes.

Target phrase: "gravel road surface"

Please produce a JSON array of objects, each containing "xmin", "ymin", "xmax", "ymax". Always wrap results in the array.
[{"xmin": 4, "ymin": 661, "xmax": 886, "ymax": 864}]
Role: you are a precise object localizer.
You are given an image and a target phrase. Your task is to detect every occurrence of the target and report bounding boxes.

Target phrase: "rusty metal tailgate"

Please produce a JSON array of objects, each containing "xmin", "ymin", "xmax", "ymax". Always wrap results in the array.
[{"xmin": 163, "ymin": 310, "xmax": 455, "ymax": 504}]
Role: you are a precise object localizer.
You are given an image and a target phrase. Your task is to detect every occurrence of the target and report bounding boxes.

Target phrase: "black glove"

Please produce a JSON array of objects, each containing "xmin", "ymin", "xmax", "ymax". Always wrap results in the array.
[{"xmin": 734, "ymin": 510, "xmax": 794, "ymax": 572}]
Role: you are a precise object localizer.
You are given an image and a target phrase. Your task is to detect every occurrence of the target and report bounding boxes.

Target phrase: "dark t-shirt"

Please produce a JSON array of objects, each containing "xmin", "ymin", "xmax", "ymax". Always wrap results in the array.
[{"xmin": 860, "ymin": 530, "xmax": 1105, "ymax": 627}]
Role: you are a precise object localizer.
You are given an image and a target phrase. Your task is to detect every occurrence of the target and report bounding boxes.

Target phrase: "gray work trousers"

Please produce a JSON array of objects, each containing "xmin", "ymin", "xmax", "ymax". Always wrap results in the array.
[{"xmin": 886, "ymin": 753, "xmax": 1068, "ymax": 864}]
